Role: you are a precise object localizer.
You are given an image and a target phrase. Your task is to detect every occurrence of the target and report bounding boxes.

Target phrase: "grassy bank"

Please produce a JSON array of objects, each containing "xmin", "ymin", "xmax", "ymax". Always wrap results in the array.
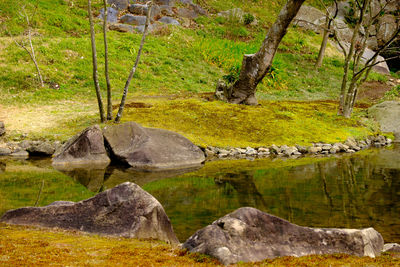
[{"xmin": 1, "ymin": 223, "xmax": 399, "ymax": 266}]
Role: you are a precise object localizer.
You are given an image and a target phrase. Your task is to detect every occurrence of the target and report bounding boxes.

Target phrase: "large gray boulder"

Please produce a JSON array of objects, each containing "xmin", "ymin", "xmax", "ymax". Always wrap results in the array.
[
  {"xmin": 52, "ymin": 125, "xmax": 110, "ymax": 167},
  {"xmin": 103, "ymin": 122, "xmax": 205, "ymax": 170},
  {"xmin": 183, "ymin": 207, "xmax": 384, "ymax": 265},
  {"xmin": 1, "ymin": 182, "xmax": 179, "ymax": 244},
  {"xmin": 293, "ymin": 5, "xmax": 326, "ymax": 33},
  {"xmin": 0, "ymin": 121, "xmax": 5, "ymax": 136},
  {"xmin": 369, "ymin": 101, "xmax": 400, "ymax": 133}
]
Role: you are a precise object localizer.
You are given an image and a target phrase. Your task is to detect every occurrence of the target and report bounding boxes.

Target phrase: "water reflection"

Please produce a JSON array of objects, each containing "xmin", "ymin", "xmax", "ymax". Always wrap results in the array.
[{"xmin": 53, "ymin": 164, "xmax": 202, "ymax": 192}]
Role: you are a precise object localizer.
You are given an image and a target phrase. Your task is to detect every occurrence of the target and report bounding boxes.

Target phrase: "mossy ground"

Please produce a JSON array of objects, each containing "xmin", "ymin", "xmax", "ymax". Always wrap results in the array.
[{"xmin": 1, "ymin": 223, "xmax": 399, "ymax": 266}]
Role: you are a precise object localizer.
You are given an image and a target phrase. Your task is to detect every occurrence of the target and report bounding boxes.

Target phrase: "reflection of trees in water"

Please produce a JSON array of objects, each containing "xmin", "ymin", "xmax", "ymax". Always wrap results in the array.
[
  {"xmin": 214, "ymin": 171, "xmax": 268, "ymax": 210},
  {"xmin": 0, "ymin": 161, "xmax": 6, "ymax": 172}
]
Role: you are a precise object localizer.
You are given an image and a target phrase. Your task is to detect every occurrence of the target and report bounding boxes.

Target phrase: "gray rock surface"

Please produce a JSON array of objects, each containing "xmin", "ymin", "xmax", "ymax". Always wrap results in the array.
[
  {"xmin": 52, "ymin": 125, "xmax": 110, "ymax": 167},
  {"xmin": 369, "ymin": 101, "xmax": 400, "ymax": 133},
  {"xmin": 0, "ymin": 147, "xmax": 11, "ymax": 156},
  {"xmin": 109, "ymin": 23, "xmax": 135, "ymax": 33},
  {"xmin": 158, "ymin": 16, "xmax": 180, "ymax": 26},
  {"xmin": 383, "ymin": 243, "xmax": 400, "ymax": 253},
  {"xmin": 98, "ymin": 7, "xmax": 119, "ymax": 23},
  {"xmin": 120, "ymin": 14, "xmax": 147, "ymax": 25},
  {"xmin": 103, "ymin": 122, "xmax": 205, "ymax": 170},
  {"xmin": 22, "ymin": 140, "xmax": 56, "ymax": 155},
  {"xmin": 1, "ymin": 182, "xmax": 179, "ymax": 244},
  {"xmin": 293, "ymin": 5, "xmax": 326, "ymax": 33},
  {"xmin": 183, "ymin": 207, "xmax": 384, "ymax": 265},
  {"xmin": 107, "ymin": 0, "xmax": 128, "ymax": 10},
  {"xmin": 0, "ymin": 121, "xmax": 5, "ymax": 136},
  {"xmin": 129, "ymin": 4, "xmax": 161, "ymax": 18}
]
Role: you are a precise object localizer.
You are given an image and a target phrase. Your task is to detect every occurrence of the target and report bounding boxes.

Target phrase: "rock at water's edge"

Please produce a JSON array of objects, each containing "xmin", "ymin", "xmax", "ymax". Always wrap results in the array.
[
  {"xmin": 183, "ymin": 207, "xmax": 384, "ymax": 265},
  {"xmin": 0, "ymin": 182, "xmax": 179, "ymax": 244},
  {"xmin": 0, "ymin": 121, "xmax": 5, "ymax": 136},
  {"xmin": 52, "ymin": 125, "xmax": 110, "ymax": 167},
  {"xmin": 103, "ymin": 122, "xmax": 205, "ymax": 170}
]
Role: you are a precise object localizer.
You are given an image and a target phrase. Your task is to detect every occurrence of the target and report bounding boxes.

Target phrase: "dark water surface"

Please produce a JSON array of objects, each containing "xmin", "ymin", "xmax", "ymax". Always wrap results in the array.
[{"xmin": 1, "ymin": 147, "xmax": 400, "ymax": 243}]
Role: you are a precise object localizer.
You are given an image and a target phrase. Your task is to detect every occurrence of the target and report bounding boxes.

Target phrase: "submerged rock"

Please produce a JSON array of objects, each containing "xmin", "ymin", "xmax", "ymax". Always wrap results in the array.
[
  {"xmin": 1, "ymin": 182, "xmax": 179, "ymax": 244},
  {"xmin": 52, "ymin": 125, "xmax": 110, "ymax": 167},
  {"xmin": 183, "ymin": 207, "xmax": 383, "ymax": 265},
  {"xmin": 103, "ymin": 122, "xmax": 205, "ymax": 170}
]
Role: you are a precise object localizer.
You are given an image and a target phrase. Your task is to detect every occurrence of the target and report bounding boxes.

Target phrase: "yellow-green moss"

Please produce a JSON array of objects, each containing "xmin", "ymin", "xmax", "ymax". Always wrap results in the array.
[
  {"xmin": 1, "ymin": 224, "xmax": 399, "ymax": 266},
  {"xmin": 121, "ymin": 98, "xmax": 376, "ymax": 148}
]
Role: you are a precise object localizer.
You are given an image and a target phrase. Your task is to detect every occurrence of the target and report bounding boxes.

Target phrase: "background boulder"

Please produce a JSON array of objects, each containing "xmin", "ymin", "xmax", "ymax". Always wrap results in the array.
[{"xmin": 369, "ymin": 101, "xmax": 400, "ymax": 133}]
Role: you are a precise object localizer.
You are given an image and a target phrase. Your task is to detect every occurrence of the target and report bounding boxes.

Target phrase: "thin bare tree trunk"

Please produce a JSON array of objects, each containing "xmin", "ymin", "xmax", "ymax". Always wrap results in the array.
[
  {"xmin": 315, "ymin": 14, "xmax": 330, "ymax": 68},
  {"xmin": 88, "ymin": 0, "xmax": 105, "ymax": 123},
  {"xmin": 227, "ymin": 0, "xmax": 305, "ymax": 105},
  {"xmin": 115, "ymin": 1, "xmax": 153, "ymax": 123},
  {"xmin": 27, "ymin": 29, "xmax": 44, "ymax": 87},
  {"xmin": 338, "ymin": 0, "xmax": 369, "ymax": 115},
  {"xmin": 103, "ymin": 0, "xmax": 113, "ymax": 120}
]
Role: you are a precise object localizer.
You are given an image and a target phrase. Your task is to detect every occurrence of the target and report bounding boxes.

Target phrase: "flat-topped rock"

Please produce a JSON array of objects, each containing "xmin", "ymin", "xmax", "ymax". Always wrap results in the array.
[
  {"xmin": 1, "ymin": 182, "xmax": 179, "ymax": 244},
  {"xmin": 103, "ymin": 122, "xmax": 205, "ymax": 170},
  {"xmin": 183, "ymin": 207, "xmax": 384, "ymax": 265}
]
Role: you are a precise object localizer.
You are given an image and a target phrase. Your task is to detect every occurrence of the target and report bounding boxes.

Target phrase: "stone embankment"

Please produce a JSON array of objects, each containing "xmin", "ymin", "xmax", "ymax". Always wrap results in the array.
[
  {"xmin": 205, "ymin": 135, "xmax": 392, "ymax": 160},
  {"xmin": 0, "ymin": 134, "xmax": 393, "ymax": 161}
]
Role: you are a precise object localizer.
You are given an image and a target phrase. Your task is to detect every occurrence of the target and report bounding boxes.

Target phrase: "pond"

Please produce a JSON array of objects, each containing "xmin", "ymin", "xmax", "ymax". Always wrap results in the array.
[{"xmin": 1, "ymin": 146, "xmax": 400, "ymax": 243}]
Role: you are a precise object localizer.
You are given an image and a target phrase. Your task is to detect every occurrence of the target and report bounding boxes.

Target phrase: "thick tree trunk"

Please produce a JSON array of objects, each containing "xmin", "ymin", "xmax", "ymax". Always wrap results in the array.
[
  {"xmin": 88, "ymin": 0, "xmax": 105, "ymax": 123},
  {"xmin": 227, "ymin": 0, "xmax": 305, "ymax": 105},
  {"xmin": 103, "ymin": 0, "xmax": 113, "ymax": 120}
]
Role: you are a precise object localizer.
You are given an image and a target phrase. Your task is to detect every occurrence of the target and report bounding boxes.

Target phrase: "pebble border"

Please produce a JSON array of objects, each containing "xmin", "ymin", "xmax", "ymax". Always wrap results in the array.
[{"xmin": 204, "ymin": 135, "xmax": 394, "ymax": 160}]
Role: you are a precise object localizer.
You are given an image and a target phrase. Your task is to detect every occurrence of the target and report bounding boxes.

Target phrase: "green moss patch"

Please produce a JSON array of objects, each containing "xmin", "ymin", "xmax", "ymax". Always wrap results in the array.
[{"xmin": 121, "ymin": 98, "xmax": 375, "ymax": 147}]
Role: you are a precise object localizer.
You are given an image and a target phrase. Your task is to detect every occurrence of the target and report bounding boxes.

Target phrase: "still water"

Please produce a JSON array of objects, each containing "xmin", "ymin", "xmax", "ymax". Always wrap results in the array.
[{"xmin": 1, "ymin": 147, "xmax": 399, "ymax": 243}]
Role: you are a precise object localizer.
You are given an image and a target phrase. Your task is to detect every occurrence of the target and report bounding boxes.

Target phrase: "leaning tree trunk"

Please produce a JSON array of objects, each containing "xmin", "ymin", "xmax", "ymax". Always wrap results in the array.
[
  {"xmin": 227, "ymin": 0, "xmax": 305, "ymax": 105},
  {"xmin": 88, "ymin": 0, "xmax": 105, "ymax": 123}
]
